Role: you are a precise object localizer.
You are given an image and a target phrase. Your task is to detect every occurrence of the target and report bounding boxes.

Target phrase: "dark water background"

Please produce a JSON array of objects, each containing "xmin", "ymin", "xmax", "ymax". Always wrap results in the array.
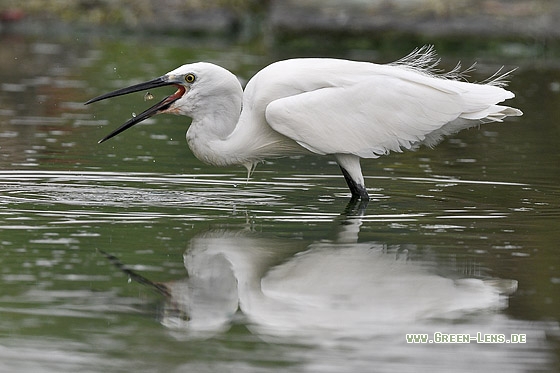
[{"xmin": 0, "ymin": 29, "xmax": 559, "ymax": 372}]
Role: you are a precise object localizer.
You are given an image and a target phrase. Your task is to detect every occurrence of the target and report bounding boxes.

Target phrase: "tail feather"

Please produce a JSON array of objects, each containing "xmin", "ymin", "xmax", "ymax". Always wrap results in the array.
[
  {"xmin": 420, "ymin": 103, "xmax": 521, "ymax": 148},
  {"xmin": 393, "ymin": 46, "xmax": 522, "ymax": 149},
  {"xmin": 460, "ymin": 105, "xmax": 523, "ymax": 122}
]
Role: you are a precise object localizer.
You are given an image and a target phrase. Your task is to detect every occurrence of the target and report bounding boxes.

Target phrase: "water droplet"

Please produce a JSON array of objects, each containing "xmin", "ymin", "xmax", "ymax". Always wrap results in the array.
[{"xmin": 132, "ymin": 112, "xmax": 136, "ymax": 118}]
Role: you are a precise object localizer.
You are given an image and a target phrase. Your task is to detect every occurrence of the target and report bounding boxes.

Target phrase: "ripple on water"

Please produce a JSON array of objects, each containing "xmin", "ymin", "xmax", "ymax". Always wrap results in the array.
[
  {"xmin": 0, "ymin": 170, "xmax": 553, "ymax": 226},
  {"xmin": 0, "ymin": 170, "xmax": 285, "ymax": 208}
]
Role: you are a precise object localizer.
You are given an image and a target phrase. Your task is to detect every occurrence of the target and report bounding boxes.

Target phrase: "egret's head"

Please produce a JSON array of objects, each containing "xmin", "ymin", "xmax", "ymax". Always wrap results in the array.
[{"xmin": 85, "ymin": 62, "xmax": 242, "ymax": 144}]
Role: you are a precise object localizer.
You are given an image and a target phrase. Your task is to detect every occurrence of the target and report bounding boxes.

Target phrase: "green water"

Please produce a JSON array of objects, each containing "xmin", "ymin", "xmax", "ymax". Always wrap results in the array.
[{"xmin": 0, "ymin": 31, "xmax": 559, "ymax": 372}]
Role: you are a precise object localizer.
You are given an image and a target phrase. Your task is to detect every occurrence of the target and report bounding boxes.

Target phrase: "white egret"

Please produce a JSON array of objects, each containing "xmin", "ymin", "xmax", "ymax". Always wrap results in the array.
[{"xmin": 86, "ymin": 46, "xmax": 522, "ymax": 201}]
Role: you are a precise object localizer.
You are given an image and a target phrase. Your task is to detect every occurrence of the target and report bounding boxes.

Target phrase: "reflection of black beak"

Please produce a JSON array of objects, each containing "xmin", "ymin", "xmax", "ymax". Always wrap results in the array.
[{"xmin": 85, "ymin": 76, "xmax": 185, "ymax": 144}]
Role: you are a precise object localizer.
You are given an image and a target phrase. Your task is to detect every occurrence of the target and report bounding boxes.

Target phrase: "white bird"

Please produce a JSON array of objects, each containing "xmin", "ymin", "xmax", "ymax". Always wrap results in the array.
[{"xmin": 86, "ymin": 46, "xmax": 522, "ymax": 201}]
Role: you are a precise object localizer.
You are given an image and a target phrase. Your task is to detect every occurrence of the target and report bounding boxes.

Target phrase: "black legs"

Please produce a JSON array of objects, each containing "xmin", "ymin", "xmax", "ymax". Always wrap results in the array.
[{"xmin": 339, "ymin": 166, "xmax": 370, "ymax": 202}]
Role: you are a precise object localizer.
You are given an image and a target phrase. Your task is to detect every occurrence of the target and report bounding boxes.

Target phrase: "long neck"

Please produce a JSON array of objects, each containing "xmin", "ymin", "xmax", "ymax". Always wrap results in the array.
[
  {"xmin": 185, "ymin": 92, "xmax": 243, "ymax": 167},
  {"xmin": 187, "ymin": 103, "xmax": 303, "ymax": 170},
  {"xmin": 185, "ymin": 77, "xmax": 306, "ymax": 169}
]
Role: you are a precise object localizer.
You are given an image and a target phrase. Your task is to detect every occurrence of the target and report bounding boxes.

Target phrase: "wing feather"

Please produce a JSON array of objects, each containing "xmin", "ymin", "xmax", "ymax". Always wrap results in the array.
[{"xmin": 265, "ymin": 74, "xmax": 470, "ymax": 157}]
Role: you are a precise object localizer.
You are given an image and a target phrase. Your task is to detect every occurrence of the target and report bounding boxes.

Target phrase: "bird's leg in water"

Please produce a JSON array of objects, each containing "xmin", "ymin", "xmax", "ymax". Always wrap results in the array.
[
  {"xmin": 340, "ymin": 166, "xmax": 370, "ymax": 201},
  {"xmin": 335, "ymin": 154, "xmax": 370, "ymax": 201},
  {"xmin": 343, "ymin": 196, "xmax": 369, "ymax": 215}
]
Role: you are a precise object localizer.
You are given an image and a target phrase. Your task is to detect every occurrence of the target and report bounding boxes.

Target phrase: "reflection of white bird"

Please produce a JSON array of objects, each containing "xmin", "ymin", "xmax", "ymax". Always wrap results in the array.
[
  {"xmin": 154, "ymin": 225, "xmax": 517, "ymax": 338},
  {"xmin": 86, "ymin": 46, "xmax": 522, "ymax": 200},
  {"xmin": 100, "ymin": 206, "xmax": 517, "ymax": 339}
]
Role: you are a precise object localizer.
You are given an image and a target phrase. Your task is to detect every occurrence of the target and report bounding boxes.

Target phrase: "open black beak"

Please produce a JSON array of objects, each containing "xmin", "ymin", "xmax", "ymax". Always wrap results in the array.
[{"xmin": 85, "ymin": 76, "xmax": 185, "ymax": 144}]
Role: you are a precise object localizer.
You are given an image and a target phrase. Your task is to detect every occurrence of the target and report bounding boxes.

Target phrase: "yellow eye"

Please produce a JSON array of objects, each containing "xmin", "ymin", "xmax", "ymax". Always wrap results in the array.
[{"xmin": 185, "ymin": 73, "xmax": 196, "ymax": 83}]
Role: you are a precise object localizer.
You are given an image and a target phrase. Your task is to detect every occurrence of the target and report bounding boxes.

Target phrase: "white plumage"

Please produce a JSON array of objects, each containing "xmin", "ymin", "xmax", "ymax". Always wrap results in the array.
[{"xmin": 87, "ymin": 46, "xmax": 522, "ymax": 201}]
